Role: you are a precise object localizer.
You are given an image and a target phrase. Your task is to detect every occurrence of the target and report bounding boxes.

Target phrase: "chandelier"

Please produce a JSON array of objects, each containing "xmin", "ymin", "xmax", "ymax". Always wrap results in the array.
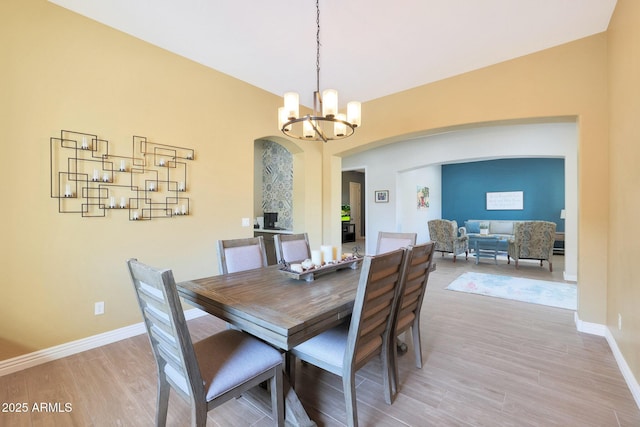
[{"xmin": 278, "ymin": 0, "xmax": 361, "ymax": 143}]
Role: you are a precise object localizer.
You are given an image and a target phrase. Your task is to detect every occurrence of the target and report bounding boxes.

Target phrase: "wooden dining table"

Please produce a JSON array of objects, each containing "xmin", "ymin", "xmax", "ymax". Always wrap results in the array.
[{"xmin": 176, "ymin": 262, "xmax": 362, "ymax": 426}]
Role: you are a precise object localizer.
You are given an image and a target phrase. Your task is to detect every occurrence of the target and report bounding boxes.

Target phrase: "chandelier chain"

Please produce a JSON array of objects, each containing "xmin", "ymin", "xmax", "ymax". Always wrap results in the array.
[{"xmin": 316, "ymin": 0, "xmax": 321, "ymax": 94}]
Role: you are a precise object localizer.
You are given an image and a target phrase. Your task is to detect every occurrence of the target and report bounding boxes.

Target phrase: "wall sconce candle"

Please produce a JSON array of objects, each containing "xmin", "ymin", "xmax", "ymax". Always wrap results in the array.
[
  {"xmin": 119, "ymin": 160, "xmax": 126, "ymax": 171},
  {"xmin": 179, "ymin": 181, "xmax": 185, "ymax": 191},
  {"xmin": 109, "ymin": 197, "xmax": 115, "ymax": 208},
  {"xmin": 174, "ymin": 206, "xmax": 180, "ymax": 215},
  {"xmin": 102, "ymin": 172, "xmax": 109, "ymax": 182},
  {"xmin": 81, "ymin": 136, "xmax": 88, "ymax": 150},
  {"xmin": 159, "ymin": 158, "xmax": 165, "ymax": 166},
  {"xmin": 149, "ymin": 182, "xmax": 155, "ymax": 191},
  {"xmin": 132, "ymin": 211, "xmax": 139, "ymax": 220},
  {"xmin": 181, "ymin": 205, "xmax": 186, "ymax": 215},
  {"xmin": 64, "ymin": 184, "xmax": 71, "ymax": 197},
  {"xmin": 120, "ymin": 197, "xmax": 126, "ymax": 208},
  {"xmin": 92, "ymin": 169, "xmax": 99, "ymax": 182}
]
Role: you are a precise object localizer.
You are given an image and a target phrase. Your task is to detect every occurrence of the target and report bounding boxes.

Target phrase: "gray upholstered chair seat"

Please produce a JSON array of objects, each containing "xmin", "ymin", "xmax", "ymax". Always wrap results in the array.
[
  {"xmin": 290, "ymin": 323, "xmax": 349, "ymax": 371},
  {"xmin": 194, "ymin": 329, "xmax": 283, "ymax": 401}
]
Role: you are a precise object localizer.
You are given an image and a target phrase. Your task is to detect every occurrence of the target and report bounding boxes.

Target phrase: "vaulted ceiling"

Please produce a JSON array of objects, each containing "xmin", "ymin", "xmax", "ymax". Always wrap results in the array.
[{"xmin": 49, "ymin": 0, "xmax": 616, "ymax": 108}]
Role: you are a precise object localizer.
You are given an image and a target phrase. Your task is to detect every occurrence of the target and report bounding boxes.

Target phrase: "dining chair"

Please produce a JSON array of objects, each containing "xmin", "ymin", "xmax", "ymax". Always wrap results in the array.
[
  {"xmin": 375, "ymin": 231, "xmax": 417, "ymax": 254},
  {"xmin": 126, "ymin": 259, "xmax": 284, "ymax": 427},
  {"xmin": 286, "ymin": 248, "xmax": 408, "ymax": 426},
  {"xmin": 390, "ymin": 242, "xmax": 435, "ymax": 400},
  {"xmin": 274, "ymin": 233, "xmax": 311, "ymax": 264},
  {"xmin": 217, "ymin": 236, "xmax": 268, "ymax": 274}
]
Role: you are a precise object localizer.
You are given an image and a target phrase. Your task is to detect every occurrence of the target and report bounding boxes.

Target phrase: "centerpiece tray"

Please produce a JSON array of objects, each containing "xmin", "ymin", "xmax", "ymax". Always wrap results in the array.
[{"xmin": 278, "ymin": 256, "xmax": 363, "ymax": 282}]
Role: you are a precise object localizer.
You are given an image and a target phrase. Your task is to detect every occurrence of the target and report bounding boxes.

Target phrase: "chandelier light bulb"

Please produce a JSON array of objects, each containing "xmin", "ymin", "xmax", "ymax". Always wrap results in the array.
[
  {"xmin": 322, "ymin": 89, "xmax": 338, "ymax": 118},
  {"xmin": 303, "ymin": 119, "xmax": 315, "ymax": 138},
  {"xmin": 283, "ymin": 92, "xmax": 299, "ymax": 120},
  {"xmin": 334, "ymin": 113, "xmax": 347, "ymax": 137},
  {"xmin": 347, "ymin": 101, "xmax": 361, "ymax": 127}
]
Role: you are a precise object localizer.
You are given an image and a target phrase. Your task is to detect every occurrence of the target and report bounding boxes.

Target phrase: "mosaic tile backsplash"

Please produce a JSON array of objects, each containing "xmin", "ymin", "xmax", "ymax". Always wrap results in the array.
[{"xmin": 262, "ymin": 140, "xmax": 293, "ymax": 230}]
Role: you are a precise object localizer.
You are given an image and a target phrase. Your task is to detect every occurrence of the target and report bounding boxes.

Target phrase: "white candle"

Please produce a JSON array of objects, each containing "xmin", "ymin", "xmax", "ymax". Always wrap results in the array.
[
  {"xmin": 311, "ymin": 250, "xmax": 323, "ymax": 267},
  {"xmin": 64, "ymin": 184, "xmax": 71, "ymax": 197},
  {"xmin": 334, "ymin": 246, "xmax": 342, "ymax": 262},
  {"xmin": 120, "ymin": 160, "xmax": 126, "ymax": 171},
  {"xmin": 179, "ymin": 181, "xmax": 185, "ymax": 191},
  {"xmin": 159, "ymin": 158, "xmax": 165, "ymax": 166},
  {"xmin": 149, "ymin": 182, "xmax": 155, "ymax": 191},
  {"xmin": 102, "ymin": 172, "xmax": 109, "ymax": 182},
  {"xmin": 81, "ymin": 136, "xmax": 88, "ymax": 149},
  {"xmin": 181, "ymin": 205, "xmax": 186, "ymax": 215},
  {"xmin": 93, "ymin": 169, "xmax": 99, "ymax": 181},
  {"xmin": 321, "ymin": 245, "xmax": 334, "ymax": 263},
  {"xmin": 120, "ymin": 197, "xmax": 126, "ymax": 208},
  {"xmin": 174, "ymin": 206, "xmax": 180, "ymax": 215},
  {"xmin": 132, "ymin": 211, "xmax": 139, "ymax": 220},
  {"xmin": 109, "ymin": 197, "xmax": 115, "ymax": 208}
]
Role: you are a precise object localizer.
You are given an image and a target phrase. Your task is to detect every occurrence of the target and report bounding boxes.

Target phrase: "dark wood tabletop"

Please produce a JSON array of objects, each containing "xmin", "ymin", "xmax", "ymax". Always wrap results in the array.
[{"xmin": 177, "ymin": 264, "xmax": 361, "ymax": 351}]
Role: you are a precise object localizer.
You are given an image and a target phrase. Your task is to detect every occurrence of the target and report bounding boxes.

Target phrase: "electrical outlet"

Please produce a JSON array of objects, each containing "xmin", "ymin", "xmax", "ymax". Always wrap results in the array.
[
  {"xmin": 95, "ymin": 301, "xmax": 105, "ymax": 315},
  {"xmin": 618, "ymin": 313, "xmax": 622, "ymax": 330},
  {"xmin": 242, "ymin": 217, "xmax": 251, "ymax": 227}
]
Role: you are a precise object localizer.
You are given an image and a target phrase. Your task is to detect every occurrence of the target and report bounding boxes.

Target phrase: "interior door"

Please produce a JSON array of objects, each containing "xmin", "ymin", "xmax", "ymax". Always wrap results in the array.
[{"xmin": 349, "ymin": 182, "xmax": 362, "ymax": 239}]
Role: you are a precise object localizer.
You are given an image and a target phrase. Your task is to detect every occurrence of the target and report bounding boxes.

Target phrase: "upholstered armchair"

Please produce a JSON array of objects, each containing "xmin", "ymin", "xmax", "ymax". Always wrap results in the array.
[
  {"xmin": 427, "ymin": 219, "xmax": 468, "ymax": 262},
  {"xmin": 508, "ymin": 221, "xmax": 556, "ymax": 272}
]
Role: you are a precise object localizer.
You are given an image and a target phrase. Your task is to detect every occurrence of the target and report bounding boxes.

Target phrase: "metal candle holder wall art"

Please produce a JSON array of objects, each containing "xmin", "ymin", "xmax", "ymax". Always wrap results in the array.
[{"xmin": 50, "ymin": 130, "xmax": 195, "ymax": 221}]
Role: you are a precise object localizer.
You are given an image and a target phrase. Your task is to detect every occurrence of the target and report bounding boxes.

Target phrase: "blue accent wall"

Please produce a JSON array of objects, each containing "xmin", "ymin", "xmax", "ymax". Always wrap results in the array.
[{"xmin": 442, "ymin": 158, "xmax": 565, "ymax": 231}]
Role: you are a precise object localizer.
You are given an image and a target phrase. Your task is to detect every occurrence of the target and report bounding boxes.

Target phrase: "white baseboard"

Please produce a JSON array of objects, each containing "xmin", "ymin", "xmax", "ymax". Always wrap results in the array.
[
  {"xmin": 0, "ymin": 308, "xmax": 206, "ymax": 377},
  {"xmin": 605, "ymin": 327, "xmax": 640, "ymax": 409},
  {"xmin": 574, "ymin": 312, "xmax": 640, "ymax": 410},
  {"xmin": 574, "ymin": 312, "xmax": 607, "ymax": 336}
]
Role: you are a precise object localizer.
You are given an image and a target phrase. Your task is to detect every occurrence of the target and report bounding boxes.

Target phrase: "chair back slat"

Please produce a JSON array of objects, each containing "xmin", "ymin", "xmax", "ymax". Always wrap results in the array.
[
  {"xmin": 395, "ymin": 243, "xmax": 435, "ymax": 334},
  {"xmin": 127, "ymin": 259, "xmax": 204, "ymax": 401},
  {"xmin": 346, "ymin": 248, "xmax": 407, "ymax": 371}
]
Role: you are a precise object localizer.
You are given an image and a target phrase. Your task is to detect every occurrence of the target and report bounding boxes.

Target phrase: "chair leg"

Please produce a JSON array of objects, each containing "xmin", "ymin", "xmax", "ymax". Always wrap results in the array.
[
  {"xmin": 453, "ymin": 254, "xmax": 456, "ymax": 263},
  {"xmin": 155, "ymin": 376, "xmax": 170, "ymax": 427},
  {"xmin": 270, "ymin": 367, "xmax": 284, "ymax": 427},
  {"xmin": 192, "ymin": 400, "xmax": 207, "ymax": 427},
  {"xmin": 343, "ymin": 372, "xmax": 359, "ymax": 427},
  {"xmin": 549, "ymin": 261, "xmax": 553, "ymax": 272},
  {"xmin": 381, "ymin": 338, "xmax": 394, "ymax": 405},
  {"xmin": 411, "ymin": 323, "xmax": 423, "ymax": 369},
  {"xmin": 285, "ymin": 352, "xmax": 296, "ymax": 390}
]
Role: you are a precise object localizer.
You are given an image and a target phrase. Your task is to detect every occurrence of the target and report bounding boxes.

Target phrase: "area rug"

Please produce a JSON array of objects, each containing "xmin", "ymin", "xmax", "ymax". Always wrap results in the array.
[{"xmin": 446, "ymin": 272, "xmax": 577, "ymax": 310}]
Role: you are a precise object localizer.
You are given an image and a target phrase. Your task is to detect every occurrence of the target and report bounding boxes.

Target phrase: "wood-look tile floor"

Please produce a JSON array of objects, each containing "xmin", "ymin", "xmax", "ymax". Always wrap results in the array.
[{"xmin": 2, "ymin": 252, "xmax": 639, "ymax": 426}]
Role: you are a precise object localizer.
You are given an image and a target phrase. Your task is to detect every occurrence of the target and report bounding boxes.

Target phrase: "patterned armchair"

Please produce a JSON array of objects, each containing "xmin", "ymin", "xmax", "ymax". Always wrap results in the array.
[
  {"xmin": 427, "ymin": 219, "xmax": 468, "ymax": 262},
  {"xmin": 508, "ymin": 221, "xmax": 556, "ymax": 272}
]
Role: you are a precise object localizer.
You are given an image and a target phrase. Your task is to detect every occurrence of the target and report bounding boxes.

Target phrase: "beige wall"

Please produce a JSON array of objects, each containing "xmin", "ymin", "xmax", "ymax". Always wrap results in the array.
[
  {"xmin": 608, "ymin": 0, "xmax": 640, "ymax": 381},
  {"xmin": 0, "ymin": 0, "xmax": 321, "ymax": 356}
]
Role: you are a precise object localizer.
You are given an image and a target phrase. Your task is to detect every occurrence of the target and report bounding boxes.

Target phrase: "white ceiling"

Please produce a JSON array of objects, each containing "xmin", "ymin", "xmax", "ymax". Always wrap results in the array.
[{"xmin": 49, "ymin": 0, "xmax": 616, "ymax": 108}]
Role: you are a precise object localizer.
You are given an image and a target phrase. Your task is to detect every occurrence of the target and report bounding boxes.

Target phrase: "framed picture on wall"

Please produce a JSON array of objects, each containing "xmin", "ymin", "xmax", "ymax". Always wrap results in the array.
[
  {"xmin": 486, "ymin": 191, "xmax": 524, "ymax": 210},
  {"xmin": 375, "ymin": 190, "xmax": 389, "ymax": 203},
  {"xmin": 417, "ymin": 186, "xmax": 429, "ymax": 210}
]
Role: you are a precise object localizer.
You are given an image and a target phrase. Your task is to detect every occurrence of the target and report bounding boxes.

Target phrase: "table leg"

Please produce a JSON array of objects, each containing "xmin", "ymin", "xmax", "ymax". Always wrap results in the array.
[{"xmin": 242, "ymin": 372, "xmax": 316, "ymax": 427}]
